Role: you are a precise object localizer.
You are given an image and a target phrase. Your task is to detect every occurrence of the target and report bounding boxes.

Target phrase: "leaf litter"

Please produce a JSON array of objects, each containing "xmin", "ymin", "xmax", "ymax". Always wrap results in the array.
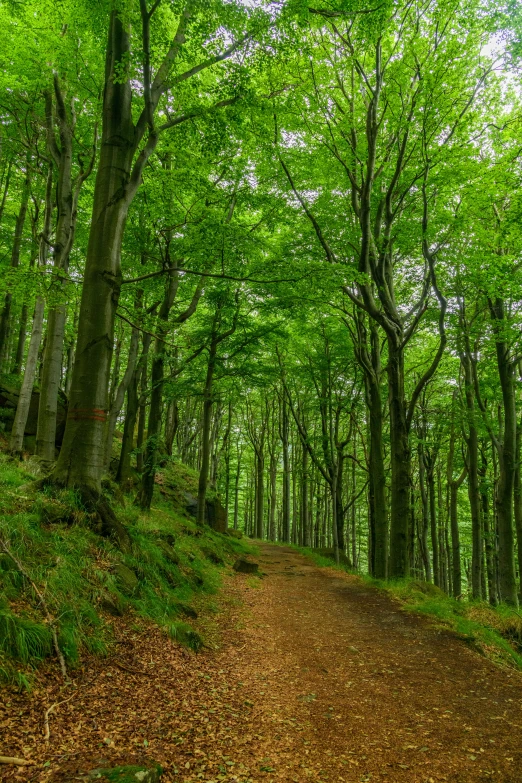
[{"xmin": 1, "ymin": 544, "xmax": 522, "ymax": 782}]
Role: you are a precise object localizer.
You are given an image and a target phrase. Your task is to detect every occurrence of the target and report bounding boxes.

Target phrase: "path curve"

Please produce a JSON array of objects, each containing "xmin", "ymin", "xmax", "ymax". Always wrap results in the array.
[{"xmin": 229, "ymin": 543, "xmax": 522, "ymax": 782}]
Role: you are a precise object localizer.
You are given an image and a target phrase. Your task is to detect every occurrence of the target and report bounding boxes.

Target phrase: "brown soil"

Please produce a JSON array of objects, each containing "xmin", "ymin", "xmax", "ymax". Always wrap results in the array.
[{"xmin": 1, "ymin": 544, "xmax": 522, "ymax": 782}]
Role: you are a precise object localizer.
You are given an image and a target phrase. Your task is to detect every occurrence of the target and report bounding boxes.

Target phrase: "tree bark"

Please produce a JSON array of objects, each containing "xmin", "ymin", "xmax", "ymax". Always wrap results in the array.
[{"xmin": 0, "ymin": 166, "xmax": 31, "ymax": 370}]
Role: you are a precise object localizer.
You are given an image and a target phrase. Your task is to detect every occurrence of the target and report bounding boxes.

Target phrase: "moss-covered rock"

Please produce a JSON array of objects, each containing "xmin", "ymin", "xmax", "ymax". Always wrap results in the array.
[
  {"xmin": 233, "ymin": 558, "xmax": 259, "ymax": 574},
  {"xmin": 113, "ymin": 563, "xmax": 139, "ymax": 594}
]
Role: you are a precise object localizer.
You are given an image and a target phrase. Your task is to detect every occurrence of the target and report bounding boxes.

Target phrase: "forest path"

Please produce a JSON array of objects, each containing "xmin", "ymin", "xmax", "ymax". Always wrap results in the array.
[
  {"xmin": 231, "ymin": 543, "xmax": 522, "ymax": 783},
  {"xmin": 3, "ymin": 545, "xmax": 522, "ymax": 783}
]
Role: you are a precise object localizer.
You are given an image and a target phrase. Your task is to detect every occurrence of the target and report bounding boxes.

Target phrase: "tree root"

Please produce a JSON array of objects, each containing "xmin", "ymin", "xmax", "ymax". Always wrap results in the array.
[
  {"xmin": 33, "ymin": 477, "xmax": 132, "ymax": 552},
  {"xmin": 0, "ymin": 756, "xmax": 34, "ymax": 766},
  {"xmin": 80, "ymin": 486, "xmax": 132, "ymax": 552}
]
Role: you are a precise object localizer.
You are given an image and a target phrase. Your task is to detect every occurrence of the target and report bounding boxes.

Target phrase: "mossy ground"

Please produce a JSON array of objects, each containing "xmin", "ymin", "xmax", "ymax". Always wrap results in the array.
[
  {"xmin": 0, "ymin": 451, "xmax": 252, "ymax": 689},
  {"xmin": 296, "ymin": 544, "xmax": 522, "ymax": 671}
]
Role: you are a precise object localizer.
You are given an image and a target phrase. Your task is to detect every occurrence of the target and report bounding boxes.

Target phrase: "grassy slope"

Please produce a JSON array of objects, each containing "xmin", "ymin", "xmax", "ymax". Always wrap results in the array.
[
  {"xmin": 297, "ymin": 546, "xmax": 522, "ymax": 671},
  {"xmin": 0, "ymin": 452, "xmax": 252, "ymax": 689}
]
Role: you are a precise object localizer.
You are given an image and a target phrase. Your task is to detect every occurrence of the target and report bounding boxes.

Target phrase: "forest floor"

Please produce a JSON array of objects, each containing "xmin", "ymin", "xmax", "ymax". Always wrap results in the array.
[{"xmin": 2, "ymin": 543, "xmax": 522, "ymax": 783}]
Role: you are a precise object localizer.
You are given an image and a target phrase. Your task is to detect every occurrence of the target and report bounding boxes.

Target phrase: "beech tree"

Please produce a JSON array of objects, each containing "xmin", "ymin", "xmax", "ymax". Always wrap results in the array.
[{"xmin": 1, "ymin": 0, "xmax": 521, "ymax": 604}]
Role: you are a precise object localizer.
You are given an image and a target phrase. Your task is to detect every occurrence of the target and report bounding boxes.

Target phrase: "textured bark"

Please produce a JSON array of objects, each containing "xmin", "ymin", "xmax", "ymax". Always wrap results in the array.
[
  {"xmin": 52, "ymin": 13, "xmax": 135, "ymax": 491},
  {"xmin": 37, "ymin": 78, "xmax": 95, "ymax": 466}
]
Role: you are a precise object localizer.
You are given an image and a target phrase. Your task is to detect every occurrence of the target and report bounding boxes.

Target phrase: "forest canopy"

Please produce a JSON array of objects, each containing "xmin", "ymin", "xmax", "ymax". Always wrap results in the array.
[{"xmin": 1, "ymin": 0, "xmax": 522, "ymax": 606}]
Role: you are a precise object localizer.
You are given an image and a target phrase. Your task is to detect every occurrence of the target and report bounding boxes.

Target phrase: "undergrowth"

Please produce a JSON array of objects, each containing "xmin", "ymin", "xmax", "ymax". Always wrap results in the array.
[
  {"xmin": 0, "ymin": 452, "xmax": 250, "ymax": 689},
  {"xmin": 297, "ymin": 544, "xmax": 522, "ymax": 672}
]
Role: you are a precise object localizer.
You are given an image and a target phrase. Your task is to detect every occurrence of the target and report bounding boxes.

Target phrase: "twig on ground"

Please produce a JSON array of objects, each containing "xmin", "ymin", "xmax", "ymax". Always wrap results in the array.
[
  {"xmin": 0, "ymin": 537, "xmax": 69, "ymax": 681},
  {"xmin": 43, "ymin": 693, "xmax": 75, "ymax": 742},
  {"xmin": 112, "ymin": 660, "xmax": 147, "ymax": 675},
  {"xmin": 0, "ymin": 756, "xmax": 34, "ymax": 766}
]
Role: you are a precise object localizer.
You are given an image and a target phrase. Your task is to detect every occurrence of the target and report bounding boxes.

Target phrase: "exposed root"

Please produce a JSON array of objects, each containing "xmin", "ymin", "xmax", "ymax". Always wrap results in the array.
[
  {"xmin": 0, "ymin": 756, "xmax": 34, "ymax": 766},
  {"xmin": 32, "ymin": 477, "xmax": 132, "ymax": 552},
  {"xmin": 79, "ymin": 486, "xmax": 132, "ymax": 552}
]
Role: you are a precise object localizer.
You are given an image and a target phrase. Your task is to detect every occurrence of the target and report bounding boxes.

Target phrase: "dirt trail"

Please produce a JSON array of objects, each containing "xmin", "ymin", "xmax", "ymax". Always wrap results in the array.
[
  {"xmin": 2, "ymin": 544, "xmax": 522, "ymax": 782},
  {"xmin": 229, "ymin": 544, "xmax": 522, "ymax": 782}
]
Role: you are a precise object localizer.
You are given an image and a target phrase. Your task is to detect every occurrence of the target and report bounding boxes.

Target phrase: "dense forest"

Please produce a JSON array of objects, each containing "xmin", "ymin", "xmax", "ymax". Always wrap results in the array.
[{"xmin": 1, "ymin": 0, "xmax": 522, "ymax": 609}]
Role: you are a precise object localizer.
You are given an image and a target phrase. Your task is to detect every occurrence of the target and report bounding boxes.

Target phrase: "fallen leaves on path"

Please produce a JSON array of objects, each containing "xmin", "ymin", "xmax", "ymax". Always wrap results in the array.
[{"xmin": 1, "ymin": 546, "xmax": 522, "ymax": 782}]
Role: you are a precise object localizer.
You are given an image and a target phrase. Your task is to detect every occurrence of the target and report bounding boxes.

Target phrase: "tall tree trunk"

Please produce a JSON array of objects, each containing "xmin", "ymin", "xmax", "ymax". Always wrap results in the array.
[
  {"xmin": 10, "ymin": 299, "xmax": 46, "ymax": 454},
  {"xmin": 418, "ymin": 442, "xmax": 432, "ymax": 582},
  {"xmin": 425, "ymin": 451, "xmax": 439, "ymax": 587},
  {"xmin": 136, "ymin": 269, "xmax": 179, "ymax": 510},
  {"xmin": 197, "ymin": 340, "xmax": 217, "ymax": 526},
  {"xmin": 52, "ymin": 13, "xmax": 136, "ymax": 491},
  {"xmin": 281, "ymin": 396, "xmax": 291, "ymax": 543},
  {"xmin": 301, "ymin": 445, "xmax": 309, "ymax": 547},
  {"xmin": 233, "ymin": 447, "xmax": 241, "ymax": 530},
  {"xmin": 514, "ymin": 425, "xmax": 522, "ymax": 603},
  {"xmin": 104, "ymin": 326, "xmax": 139, "ymax": 471},
  {"xmin": 9, "ymin": 166, "xmax": 53, "ymax": 455},
  {"xmin": 116, "ymin": 332, "xmax": 152, "ymax": 485},
  {"xmin": 37, "ymin": 78, "xmax": 94, "ymax": 467},
  {"xmin": 461, "ymin": 351, "xmax": 483, "ymax": 598},
  {"xmin": 0, "ymin": 166, "xmax": 31, "ymax": 369},
  {"xmin": 12, "ymin": 302, "xmax": 29, "ymax": 375},
  {"xmin": 490, "ymin": 299, "xmax": 518, "ymax": 605},
  {"xmin": 387, "ymin": 339, "xmax": 411, "ymax": 578},
  {"xmin": 255, "ymin": 448, "xmax": 264, "ymax": 539}
]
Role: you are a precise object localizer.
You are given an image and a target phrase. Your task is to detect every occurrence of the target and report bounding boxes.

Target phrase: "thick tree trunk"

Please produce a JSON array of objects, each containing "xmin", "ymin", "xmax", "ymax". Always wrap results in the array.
[{"xmin": 52, "ymin": 12, "xmax": 135, "ymax": 492}]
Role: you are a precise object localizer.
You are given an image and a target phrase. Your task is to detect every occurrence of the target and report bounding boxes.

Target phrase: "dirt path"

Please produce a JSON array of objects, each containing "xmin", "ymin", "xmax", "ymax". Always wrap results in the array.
[
  {"xmin": 228, "ymin": 544, "xmax": 522, "ymax": 783},
  {"xmin": 2, "ymin": 544, "xmax": 522, "ymax": 782}
]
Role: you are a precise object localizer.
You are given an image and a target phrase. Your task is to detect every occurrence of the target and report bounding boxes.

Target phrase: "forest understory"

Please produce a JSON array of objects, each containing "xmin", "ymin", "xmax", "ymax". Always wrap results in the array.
[
  {"xmin": 1, "ymin": 544, "xmax": 522, "ymax": 783},
  {"xmin": 4, "ymin": 0, "xmax": 522, "ymax": 780}
]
